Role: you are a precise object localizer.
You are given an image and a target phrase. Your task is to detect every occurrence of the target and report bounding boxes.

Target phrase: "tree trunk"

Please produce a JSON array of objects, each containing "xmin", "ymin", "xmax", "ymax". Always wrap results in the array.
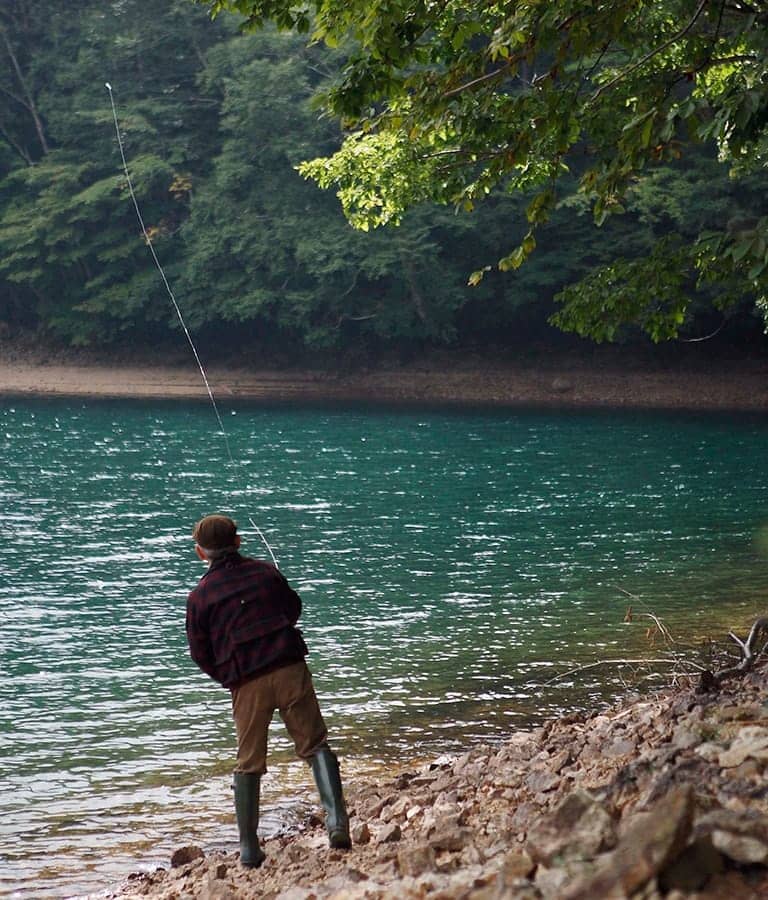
[
  {"xmin": 0, "ymin": 120, "xmax": 32, "ymax": 164},
  {"xmin": 399, "ymin": 249, "xmax": 428, "ymax": 325},
  {"xmin": 1, "ymin": 26, "xmax": 49, "ymax": 156}
]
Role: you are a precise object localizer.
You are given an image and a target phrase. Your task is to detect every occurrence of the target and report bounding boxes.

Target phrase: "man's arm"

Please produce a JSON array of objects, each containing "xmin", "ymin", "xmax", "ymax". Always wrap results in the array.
[
  {"xmin": 276, "ymin": 570, "xmax": 302, "ymax": 624},
  {"xmin": 185, "ymin": 593, "xmax": 219, "ymax": 681}
]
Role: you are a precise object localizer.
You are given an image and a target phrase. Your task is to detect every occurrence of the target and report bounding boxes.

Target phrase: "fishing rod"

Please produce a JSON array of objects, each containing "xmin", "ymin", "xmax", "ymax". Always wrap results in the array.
[{"xmin": 105, "ymin": 81, "xmax": 278, "ymax": 567}]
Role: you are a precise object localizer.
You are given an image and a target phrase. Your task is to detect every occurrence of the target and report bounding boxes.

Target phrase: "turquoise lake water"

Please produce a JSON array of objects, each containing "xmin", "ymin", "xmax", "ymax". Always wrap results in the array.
[{"xmin": 2, "ymin": 398, "xmax": 768, "ymax": 896}]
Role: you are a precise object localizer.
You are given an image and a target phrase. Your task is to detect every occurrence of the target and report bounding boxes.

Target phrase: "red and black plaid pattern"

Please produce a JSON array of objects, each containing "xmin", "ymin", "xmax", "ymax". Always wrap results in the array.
[{"xmin": 186, "ymin": 553, "xmax": 308, "ymax": 688}]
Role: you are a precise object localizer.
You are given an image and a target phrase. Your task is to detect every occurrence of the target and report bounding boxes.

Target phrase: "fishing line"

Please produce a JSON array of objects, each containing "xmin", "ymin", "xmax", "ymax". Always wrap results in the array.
[{"xmin": 105, "ymin": 82, "xmax": 278, "ymax": 567}]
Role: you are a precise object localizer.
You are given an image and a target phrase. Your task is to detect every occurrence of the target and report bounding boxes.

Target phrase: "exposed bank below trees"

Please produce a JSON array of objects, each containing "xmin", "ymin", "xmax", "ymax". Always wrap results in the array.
[{"xmin": 1, "ymin": 348, "xmax": 768, "ymax": 413}]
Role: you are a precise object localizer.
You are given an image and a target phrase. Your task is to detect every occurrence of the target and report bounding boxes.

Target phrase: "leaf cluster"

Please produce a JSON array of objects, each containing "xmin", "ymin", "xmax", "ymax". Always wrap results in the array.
[{"xmin": 204, "ymin": 0, "xmax": 768, "ymax": 341}]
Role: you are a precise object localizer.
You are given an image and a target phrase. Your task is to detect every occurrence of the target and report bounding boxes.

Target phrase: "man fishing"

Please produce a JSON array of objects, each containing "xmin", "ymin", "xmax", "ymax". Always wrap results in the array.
[{"xmin": 185, "ymin": 514, "xmax": 351, "ymax": 867}]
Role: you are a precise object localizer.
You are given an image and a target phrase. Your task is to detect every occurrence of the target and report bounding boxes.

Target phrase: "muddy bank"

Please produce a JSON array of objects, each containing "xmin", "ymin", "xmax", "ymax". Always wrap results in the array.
[
  {"xmin": 1, "ymin": 352, "xmax": 768, "ymax": 412},
  {"xmin": 110, "ymin": 657, "xmax": 768, "ymax": 900}
]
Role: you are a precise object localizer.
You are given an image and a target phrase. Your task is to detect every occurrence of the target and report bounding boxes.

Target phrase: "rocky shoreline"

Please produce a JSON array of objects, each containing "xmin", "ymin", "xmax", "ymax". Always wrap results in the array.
[{"xmin": 112, "ymin": 661, "xmax": 768, "ymax": 900}]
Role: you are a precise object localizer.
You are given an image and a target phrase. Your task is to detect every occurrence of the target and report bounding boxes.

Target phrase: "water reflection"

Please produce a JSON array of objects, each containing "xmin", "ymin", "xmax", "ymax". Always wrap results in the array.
[{"xmin": 2, "ymin": 401, "xmax": 768, "ymax": 896}]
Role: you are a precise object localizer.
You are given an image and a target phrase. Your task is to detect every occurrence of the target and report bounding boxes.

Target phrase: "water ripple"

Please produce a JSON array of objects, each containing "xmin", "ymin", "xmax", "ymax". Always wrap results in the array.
[{"xmin": 2, "ymin": 402, "xmax": 768, "ymax": 895}]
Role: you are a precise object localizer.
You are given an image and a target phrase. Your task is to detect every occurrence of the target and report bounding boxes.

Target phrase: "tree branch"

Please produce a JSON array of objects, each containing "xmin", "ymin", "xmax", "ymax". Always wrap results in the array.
[
  {"xmin": 335, "ymin": 312, "xmax": 377, "ymax": 328},
  {"xmin": 442, "ymin": 63, "xmax": 512, "ymax": 99},
  {"xmin": 695, "ymin": 54, "xmax": 761, "ymax": 69},
  {"xmin": 0, "ymin": 121, "xmax": 32, "ymax": 164},
  {"xmin": 589, "ymin": 0, "xmax": 709, "ymax": 104},
  {"xmin": 542, "ymin": 657, "xmax": 704, "ymax": 687},
  {"xmin": 697, "ymin": 616, "xmax": 768, "ymax": 692},
  {"xmin": 677, "ymin": 317, "xmax": 726, "ymax": 342},
  {"xmin": 0, "ymin": 81, "xmax": 30, "ymax": 111},
  {"xmin": 0, "ymin": 26, "xmax": 49, "ymax": 154}
]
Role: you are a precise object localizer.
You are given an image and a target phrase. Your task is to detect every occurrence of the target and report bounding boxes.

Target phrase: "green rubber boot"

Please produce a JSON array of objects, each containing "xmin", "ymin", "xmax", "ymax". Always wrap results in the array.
[
  {"xmin": 232, "ymin": 772, "xmax": 266, "ymax": 868},
  {"xmin": 310, "ymin": 745, "xmax": 351, "ymax": 849}
]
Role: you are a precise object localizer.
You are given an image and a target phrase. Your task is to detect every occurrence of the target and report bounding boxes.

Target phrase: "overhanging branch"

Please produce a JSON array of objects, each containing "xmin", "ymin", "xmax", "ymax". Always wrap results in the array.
[{"xmin": 589, "ymin": 0, "xmax": 709, "ymax": 104}]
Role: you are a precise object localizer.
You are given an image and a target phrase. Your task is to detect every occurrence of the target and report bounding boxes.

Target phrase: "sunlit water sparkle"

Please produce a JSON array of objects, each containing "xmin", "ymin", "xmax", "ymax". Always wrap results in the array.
[{"xmin": 2, "ymin": 399, "xmax": 768, "ymax": 896}]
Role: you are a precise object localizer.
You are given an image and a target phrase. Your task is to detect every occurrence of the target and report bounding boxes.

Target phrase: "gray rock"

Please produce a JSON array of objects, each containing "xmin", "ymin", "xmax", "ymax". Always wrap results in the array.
[
  {"xmin": 548, "ymin": 748, "xmax": 571, "ymax": 773},
  {"xmin": 659, "ymin": 837, "xmax": 724, "ymax": 892},
  {"xmin": 430, "ymin": 828, "xmax": 471, "ymax": 852},
  {"xmin": 712, "ymin": 831, "xmax": 768, "ymax": 864},
  {"xmin": 397, "ymin": 844, "xmax": 436, "ymax": 877},
  {"xmin": 361, "ymin": 795, "xmax": 388, "ymax": 819},
  {"xmin": 389, "ymin": 795, "xmax": 412, "ymax": 818},
  {"xmin": 275, "ymin": 888, "xmax": 317, "ymax": 900},
  {"xmin": 379, "ymin": 804, "xmax": 395, "ymax": 823},
  {"xmin": 560, "ymin": 785, "xmax": 693, "ymax": 900},
  {"xmin": 695, "ymin": 807, "xmax": 768, "ymax": 864},
  {"xmin": 509, "ymin": 801, "xmax": 538, "ymax": 831},
  {"xmin": 351, "ymin": 821, "xmax": 371, "ymax": 845},
  {"xmin": 526, "ymin": 789, "xmax": 616, "ymax": 866},
  {"xmin": 671, "ymin": 724, "xmax": 700, "ymax": 750},
  {"xmin": 376, "ymin": 822, "xmax": 402, "ymax": 844},
  {"xmin": 498, "ymin": 848, "xmax": 535, "ymax": 880},
  {"xmin": 718, "ymin": 725, "xmax": 768, "ymax": 767},
  {"xmin": 535, "ymin": 860, "xmax": 595, "ymax": 899},
  {"xmin": 170, "ymin": 844, "xmax": 205, "ymax": 868},
  {"xmin": 603, "ymin": 737, "xmax": 636, "ymax": 758},
  {"xmin": 524, "ymin": 770, "xmax": 560, "ymax": 794},
  {"xmin": 200, "ymin": 877, "xmax": 237, "ymax": 900}
]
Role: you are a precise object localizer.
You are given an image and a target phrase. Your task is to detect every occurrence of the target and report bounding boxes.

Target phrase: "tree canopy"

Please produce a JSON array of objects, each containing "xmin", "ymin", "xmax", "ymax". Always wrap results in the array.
[
  {"xmin": 0, "ymin": 2, "xmax": 489, "ymax": 352},
  {"xmin": 204, "ymin": 0, "xmax": 768, "ymax": 342},
  {"xmin": 0, "ymin": 1, "xmax": 766, "ymax": 354}
]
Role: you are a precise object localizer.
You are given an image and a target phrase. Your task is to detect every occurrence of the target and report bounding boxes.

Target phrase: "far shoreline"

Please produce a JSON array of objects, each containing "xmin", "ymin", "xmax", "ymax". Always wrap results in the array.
[{"xmin": 1, "ymin": 351, "xmax": 768, "ymax": 413}]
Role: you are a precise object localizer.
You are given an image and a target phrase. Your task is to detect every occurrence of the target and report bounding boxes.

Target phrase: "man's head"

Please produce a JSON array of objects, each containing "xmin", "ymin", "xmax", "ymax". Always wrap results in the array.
[{"xmin": 192, "ymin": 514, "xmax": 241, "ymax": 562}]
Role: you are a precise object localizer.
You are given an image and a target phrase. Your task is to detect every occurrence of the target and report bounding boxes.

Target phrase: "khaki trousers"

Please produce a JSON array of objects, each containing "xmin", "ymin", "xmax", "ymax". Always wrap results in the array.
[{"xmin": 231, "ymin": 660, "xmax": 328, "ymax": 774}]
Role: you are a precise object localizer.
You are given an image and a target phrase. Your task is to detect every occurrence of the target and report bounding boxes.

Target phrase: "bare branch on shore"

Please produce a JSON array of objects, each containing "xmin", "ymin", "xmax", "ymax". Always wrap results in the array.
[
  {"xmin": 612, "ymin": 586, "xmax": 678, "ymax": 646},
  {"xmin": 698, "ymin": 616, "xmax": 768, "ymax": 692},
  {"xmin": 542, "ymin": 657, "xmax": 705, "ymax": 688}
]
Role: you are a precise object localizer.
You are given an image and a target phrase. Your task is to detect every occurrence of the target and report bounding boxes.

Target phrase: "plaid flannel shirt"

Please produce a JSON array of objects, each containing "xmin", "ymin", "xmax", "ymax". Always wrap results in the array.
[{"xmin": 186, "ymin": 552, "xmax": 308, "ymax": 689}]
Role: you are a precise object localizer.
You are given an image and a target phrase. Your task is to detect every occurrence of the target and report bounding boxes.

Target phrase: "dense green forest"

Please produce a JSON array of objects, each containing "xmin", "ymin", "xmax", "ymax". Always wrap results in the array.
[{"xmin": 0, "ymin": 0, "xmax": 766, "ymax": 360}]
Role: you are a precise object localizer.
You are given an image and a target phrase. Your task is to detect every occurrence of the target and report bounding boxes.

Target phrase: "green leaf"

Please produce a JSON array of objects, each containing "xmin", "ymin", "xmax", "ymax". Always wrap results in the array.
[
  {"xmin": 732, "ymin": 240, "xmax": 754, "ymax": 262},
  {"xmin": 748, "ymin": 259, "xmax": 767, "ymax": 279}
]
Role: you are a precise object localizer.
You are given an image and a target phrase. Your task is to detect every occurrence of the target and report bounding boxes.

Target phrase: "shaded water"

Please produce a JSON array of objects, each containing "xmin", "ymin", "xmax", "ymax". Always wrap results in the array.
[{"xmin": 2, "ymin": 399, "xmax": 768, "ymax": 897}]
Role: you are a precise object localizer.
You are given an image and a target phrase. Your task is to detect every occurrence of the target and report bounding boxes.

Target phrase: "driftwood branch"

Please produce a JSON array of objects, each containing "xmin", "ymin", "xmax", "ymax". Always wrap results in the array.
[
  {"xmin": 613, "ymin": 588, "xmax": 727, "ymax": 692},
  {"xmin": 697, "ymin": 616, "xmax": 768, "ymax": 692},
  {"xmin": 545, "ymin": 592, "xmax": 768, "ymax": 696},
  {"xmin": 542, "ymin": 657, "xmax": 704, "ymax": 688},
  {"xmin": 624, "ymin": 606, "xmax": 677, "ymax": 646},
  {"xmin": 614, "ymin": 587, "xmax": 691, "ymax": 684}
]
